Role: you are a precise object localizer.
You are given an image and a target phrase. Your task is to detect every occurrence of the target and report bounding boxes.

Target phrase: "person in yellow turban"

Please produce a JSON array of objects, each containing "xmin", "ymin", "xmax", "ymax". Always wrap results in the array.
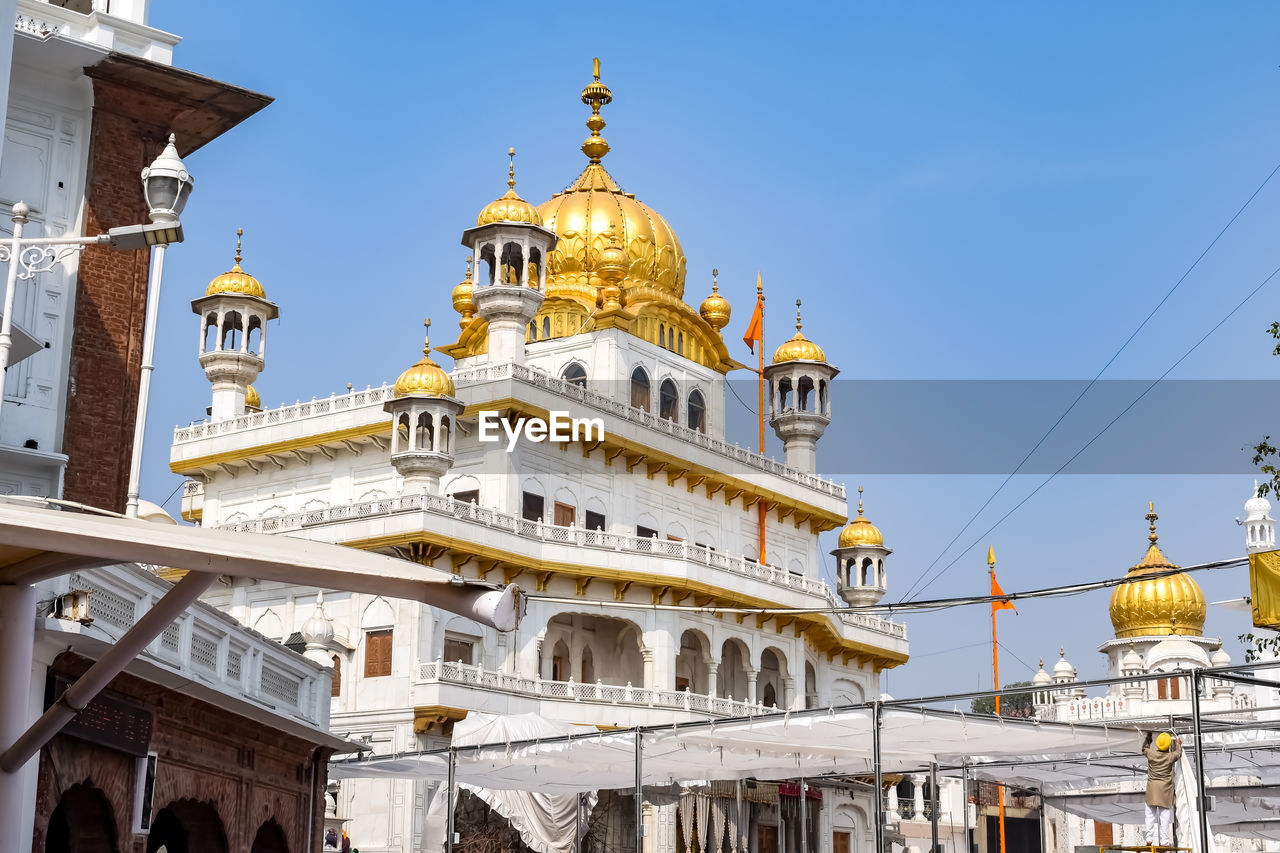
[{"xmin": 1143, "ymin": 730, "xmax": 1182, "ymax": 846}]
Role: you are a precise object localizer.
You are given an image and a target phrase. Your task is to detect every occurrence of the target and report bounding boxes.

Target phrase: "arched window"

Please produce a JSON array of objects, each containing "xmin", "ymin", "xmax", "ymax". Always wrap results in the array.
[
  {"xmin": 678, "ymin": 331, "xmax": 684, "ymax": 355},
  {"xmin": 331, "ymin": 654, "xmax": 342, "ymax": 697},
  {"xmin": 222, "ymin": 311, "xmax": 243, "ymax": 351},
  {"xmin": 396, "ymin": 413, "xmax": 410, "ymax": 452},
  {"xmin": 439, "ymin": 415, "xmax": 452, "ymax": 453},
  {"xmin": 687, "ymin": 390, "xmax": 706, "ymax": 433},
  {"xmin": 543, "ymin": 316, "xmax": 551, "ymax": 339},
  {"xmin": 416, "ymin": 412, "xmax": 433, "ymax": 452},
  {"xmin": 659, "ymin": 379, "xmax": 678, "ymax": 421},
  {"xmin": 528, "ymin": 322, "xmax": 537, "ymax": 341},
  {"xmin": 246, "ymin": 316, "xmax": 262, "ymax": 355},
  {"xmin": 204, "ymin": 313, "xmax": 218, "ymax": 352},
  {"xmin": 630, "ymin": 367, "xmax": 650, "ymax": 411},
  {"xmin": 562, "ymin": 363, "xmax": 587, "ymax": 387},
  {"xmin": 659, "ymin": 325, "xmax": 666, "ymax": 348}
]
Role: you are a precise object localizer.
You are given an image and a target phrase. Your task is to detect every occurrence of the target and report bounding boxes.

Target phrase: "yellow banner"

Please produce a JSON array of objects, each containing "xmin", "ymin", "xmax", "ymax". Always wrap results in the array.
[{"xmin": 1249, "ymin": 550, "xmax": 1280, "ymax": 629}]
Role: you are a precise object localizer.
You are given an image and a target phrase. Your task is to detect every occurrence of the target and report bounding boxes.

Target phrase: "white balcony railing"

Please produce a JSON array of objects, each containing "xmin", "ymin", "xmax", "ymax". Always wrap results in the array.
[
  {"xmin": 60, "ymin": 564, "xmax": 329, "ymax": 729},
  {"xmin": 417, "ymin": 659, "xmax": 770, "ymax": 718},
  {"xmin": 172, "ymin": 363, "xmax": 844, "ymax": 499},
  {"xmin": 216, "ymin": 492, "xmax": 906, "ymax": 641}
]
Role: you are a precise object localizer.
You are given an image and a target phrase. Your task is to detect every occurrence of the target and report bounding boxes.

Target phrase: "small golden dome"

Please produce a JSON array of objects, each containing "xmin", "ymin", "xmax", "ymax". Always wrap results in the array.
[
  {"xmin": 452, "ymin": 257, "xmax": 475, "ymax": 328},
  {"xmin": 1109, "ymin": 503, "xmax": 1207, "ymax": 639},
  {"xmin": 771, "ymin": 301, "xmax": 826, "ymax": 364},
  {"xmin": 476, "ymin": 148, "xmax": 542, "ymax": 227},
  {"xmin": 206, "ymin": 229, "xmax": 265, "ymax": 298},
  {"xmin": 699, "ymin": 270, "xmax": 731, "ymax": 330},
  {"xmin": 394, "ymin": 320, "xmax": 456, "ymax": 398},
  {"xmin": 838, "ymin": 487, "xmax": 884, "ymax": 547},
  {"xmin": 245, "ymin": 384, "xmax": 261, "ymax": 409}
]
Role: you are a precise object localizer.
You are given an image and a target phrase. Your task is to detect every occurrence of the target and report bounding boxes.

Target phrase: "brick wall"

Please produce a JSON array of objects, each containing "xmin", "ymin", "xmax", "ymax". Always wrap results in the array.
[
  {"xmin": 61, "ymin": 78, "xmax": 181, "ymax": 512},
  {"xmin": 33, "ymin": 652, "xmax": 329, "ymax": 853}
]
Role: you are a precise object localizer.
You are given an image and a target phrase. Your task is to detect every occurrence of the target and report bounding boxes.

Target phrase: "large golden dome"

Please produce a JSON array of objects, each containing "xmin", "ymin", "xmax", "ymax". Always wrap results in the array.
[
  {"xmin": 394, "ymin": 321, "xmax": 455, "ymax": 398},
  {"xmin": 206, "ymin": 229, "xmax": 265, "ymax": 298},
  {"xmin": 443, "ymin": 60, "xmax": 740, "ymax": 374},
  {"xmin": 1109, "ymin": 503, "xmax": 1206, "ymax": 639}
]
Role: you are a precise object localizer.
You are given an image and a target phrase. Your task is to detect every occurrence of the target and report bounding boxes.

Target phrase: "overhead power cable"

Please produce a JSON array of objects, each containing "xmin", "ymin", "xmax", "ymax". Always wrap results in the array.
[
  {"xmin": 524, "ymin": 555, "xmax": 1246, "ymax": 617},
  {"xmin": 905, "ymin": 258, "xmax": 1280, "ymax": 602},
  {"xmin": 897, "ymin": 158, "xmax": 1280, "ymax": 603}
]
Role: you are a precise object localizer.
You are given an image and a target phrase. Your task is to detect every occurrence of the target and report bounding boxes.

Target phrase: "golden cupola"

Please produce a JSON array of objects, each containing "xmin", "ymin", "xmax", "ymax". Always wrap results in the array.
[
  {"xmin": 1109, "ymin": 503, "xmax": 1206, "ymax": 639},
  {"xmin": 205, "ymin": 229, "xmax": 265, "ymax": 298},
  {"xmin": 244, "ymin": 384, "xmax": 261, "ymax": 410},
  {"xmin": 772, "ymin": 306, "xmax": 827, "ymax": 364},
  {"xmin": 838, "ymin": 487, "xmax": 885, "ymax": 547},
  {"xmin": 452, "ymin": 256, "xmax": 476, "ymax": 329},
  {"xmin": 476, "ymin": 148, "xmax": 542, "ymax": 227},
  {"xmin": 393, "ymin": 320, "xmax": 456, "ymax": 398},
  {"xmin": 699, "ymin": 269, "xmax": 731, "ymax": 330}
]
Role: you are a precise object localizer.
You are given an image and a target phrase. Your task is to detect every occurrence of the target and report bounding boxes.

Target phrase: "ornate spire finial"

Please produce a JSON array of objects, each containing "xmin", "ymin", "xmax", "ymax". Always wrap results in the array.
[
  {"xmin": 712, "ymin": 268, "xmax": 719, "ymax": 292},
  {"xmin": 987, "ymin": 545, "xmax": 996, "ymax": 567},
  {"xmin": 1147, "ymin": 502, "xmax": 1159, "ymax": 545},
  {"xmin": 1059, "ymin": 646, "xmax": 1065, "ymax": 658},
  {"xmin": 756, "ymin": 271, "xmax": 763, "ymax": 296},
  {"xmin": 580, "ymin": 58, "xmax": 613, "ymax": 164},
  {"xmin": 795, "ymin": 299, "xmax": 803, "ymax": 332},
  {"xmin": 422, "ymin": 317, "xmax": 432, "ymax": 356},
  {"xmin": 507, "ymin": 147, "xmax": 516, "ymax": 191},
  {"xmin": 1039, "ymin": 658, "xmax": 1044, "ymax": 669},
  {"xmin": 465, "ymin": 255, "xmax": 473, "ymax": 281},
  {"xmin": 234, "ymin": 228, "xmax": 243, "ymax": 266},
  {"xmin": 346, "ymin": 382, "xmax": 353, "ymax": 391},
  {"xmin": 857, "ymin": 485, "xmax": 864, "ymax": 516}
]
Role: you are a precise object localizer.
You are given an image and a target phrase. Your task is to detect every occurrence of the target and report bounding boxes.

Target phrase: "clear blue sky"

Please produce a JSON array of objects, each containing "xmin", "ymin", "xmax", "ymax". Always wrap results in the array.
[{"xmin": 141, "ymin": 2, "xmax": 1280, "ymax": 698}]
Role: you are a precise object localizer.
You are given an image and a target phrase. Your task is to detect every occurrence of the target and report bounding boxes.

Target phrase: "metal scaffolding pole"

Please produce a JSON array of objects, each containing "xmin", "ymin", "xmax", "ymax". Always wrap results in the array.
[
  {"xmin": 635, "ymin": 727, "xmax": 644, "ymax": 853},
  {"xmin": 445, "ymin": 747, "xmax": 457, "ymax": 853},
  {"xmin": 962, "ymin": 763, "xmax": 972, "ymax": 853},
  {"xmin": 930, "ymin": 761, "xmax": 940, "ymax": 853},
  {"xmin": 873, "ymin": 700, "xmax": 884, "ymax": 853},
  {"xmin": 1189, "ymin": 670, "xmax": 1209, "ymax": 853}
]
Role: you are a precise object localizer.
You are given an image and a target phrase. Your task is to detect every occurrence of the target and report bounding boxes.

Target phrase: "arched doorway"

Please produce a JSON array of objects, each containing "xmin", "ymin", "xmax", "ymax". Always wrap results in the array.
[
  {"xmin": 45, "ymin": 782, "xmax": 117, "ymax": 853},
  {"xmin": 251, "ymin": 819, "xmax": 289, "ymax": 853},
  {"xmin": 146, "ymin": 800, "xmax": 228, "ymax": 853}
]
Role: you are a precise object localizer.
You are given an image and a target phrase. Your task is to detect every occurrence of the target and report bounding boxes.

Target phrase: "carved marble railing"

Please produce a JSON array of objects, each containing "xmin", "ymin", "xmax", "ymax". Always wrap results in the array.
[
  {"xmin": 217, "ymin": 492, "xmax": 906, "ymax": 641},
  {"xmin": 455, "ymin": 363, "xmax": 844, "ymax": 498},
  {"xmin": 173, "ymin": 384, "xmax": 394, "ymax": 442},
  {"xmin": 60, "ymin": 564, "xmax": 329, "ymax": 728},
  {"xmin": 172, "ymin": 363, "xmax": 844, "ymax": 500},
  {"xmin": 15, "ymin": 0, "xmax": 180, "ymax": 62},
  {"xmin": 416, "ymin": 659, "xmax": 768, "ymax": 717}
]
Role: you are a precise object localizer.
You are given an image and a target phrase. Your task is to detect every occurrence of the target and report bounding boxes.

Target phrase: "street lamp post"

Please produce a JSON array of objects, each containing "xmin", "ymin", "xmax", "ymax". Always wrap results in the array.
[
  {"xmin": 124, "ymin": 134, "xmax": 193, "ymax": 517},
  {"xmin": 0, "ymin": 133, "xmax": 189, "ymax": 510}
]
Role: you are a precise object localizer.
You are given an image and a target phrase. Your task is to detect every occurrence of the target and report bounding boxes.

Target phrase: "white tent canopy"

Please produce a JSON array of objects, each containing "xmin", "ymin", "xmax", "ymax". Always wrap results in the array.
[{"xmin": 331, "ymin": 707, "xmax": 1143, "ymax": 793}]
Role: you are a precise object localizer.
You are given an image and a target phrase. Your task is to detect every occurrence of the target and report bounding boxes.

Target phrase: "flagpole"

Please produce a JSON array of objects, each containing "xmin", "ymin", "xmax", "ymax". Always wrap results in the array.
[
  {"xmin": 989, "ymin": 545, "xmax": 1007, "ymax": 853},
  {"xmin": 756, "ymin": 272, "xmax": 766, "ymax": 565}
]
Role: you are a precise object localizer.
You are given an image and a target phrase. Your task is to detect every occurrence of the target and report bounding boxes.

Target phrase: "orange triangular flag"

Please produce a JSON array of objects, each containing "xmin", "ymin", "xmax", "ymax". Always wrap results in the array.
[
  {"xmin": 991, "ymin": 573, "xmax": 1017, "ymax": 614},
  {"xmin": 742, "ymin": 274, "xmax": 764, "ymax": 353}
]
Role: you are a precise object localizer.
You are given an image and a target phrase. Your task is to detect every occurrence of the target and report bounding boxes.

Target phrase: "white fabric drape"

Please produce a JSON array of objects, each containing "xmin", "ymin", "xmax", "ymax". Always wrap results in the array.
[
  {"xmin": 680, "ymin": 795, "xmax": 695, "ymax": 851},
  {"xmin": 696, "ymin": 793, "xmax": 711, "ymax": 851},
  {"xmin": 709, "ymin": 795, "xmax": 727, "ymax": 853}
]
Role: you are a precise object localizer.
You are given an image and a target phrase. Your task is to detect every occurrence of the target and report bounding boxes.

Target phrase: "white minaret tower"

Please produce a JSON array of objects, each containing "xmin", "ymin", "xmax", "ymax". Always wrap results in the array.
[
  {"xmin": 384, "ymin": 320, "xmax": 465, "ymax": 495},
  {"xmin": 191, "ymin": 230, "xmax": 278, "ymax": 420},
  {"xmin": 763, "ymin": 300, "xmax": 839, "ymax": 474},
  {"xmin": 1239, "ymin": 481, "xmax": 1275, "ymax": 554},
  {"xmin": 831, "ymin": 487, "xmax": 891, "ymax": 606},
  {"xmin": 463, "ymin": 149, "xmax": 555, "ymax": 365}
]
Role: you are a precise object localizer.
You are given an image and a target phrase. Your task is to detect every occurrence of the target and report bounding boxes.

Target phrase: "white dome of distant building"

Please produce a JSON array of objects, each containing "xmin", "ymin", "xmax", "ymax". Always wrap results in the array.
[
  {"xmin": 1244, "ymin": 482, "xmax": 1272, "ymax": 520},
  {"xmin": 1122, "ymin": 645, "xmax": 1144, "ymax": 673},
  {"xmin": 1211, "ymin": 646, "xmax": 1231, "ymax": 667},
  {"xmin": 1052, "ymin": 650, "xmax": 1075, "ymax": 680},
  {"xmin": 1033, "ymin": 660, "xmax": 1051, "ymax": 686},
  {"xmin": 300, "ymin": 592, "xmax": 335, "ymax": 646}
]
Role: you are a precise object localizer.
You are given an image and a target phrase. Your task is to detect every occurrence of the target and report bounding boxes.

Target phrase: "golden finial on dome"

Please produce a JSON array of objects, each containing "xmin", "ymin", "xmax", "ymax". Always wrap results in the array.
[
  {"xmin": 837, "ymin": 486, "xmax": 884, "ymax": 548},
  {"xmin": 476, "ymin": 148, "xmax": 542, "ymax": 226},
  {"xmin": 771, "ymin": 296, "xmax": 827, "ymax": 364},
  {"xmin": 1147, "ymin": 501, "xmax": 1158, "ymax": 545},
  {"xmin": 581, "ymin": 57, "xmax": 613, "ymax": 163},
  {"xmin": 699, "ymin": 267, "xmax": 732, "ymax": 330},
  {"xmin": 393, "ymin": 317, "xmax": 456, "ymax": 398},
  {"xmin": 453, "ymin": 256, "xmax": 476, "ymax": 328},
  {"xmin": 205, "ymin": 227, "xmax": 265, "ymax": 297}
]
